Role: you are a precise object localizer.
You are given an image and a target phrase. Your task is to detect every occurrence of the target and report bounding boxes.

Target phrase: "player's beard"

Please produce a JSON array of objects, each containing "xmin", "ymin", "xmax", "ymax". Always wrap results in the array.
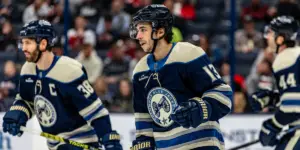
[{"xmin": 25, "ymin": 48, "xmax": 40, "ymax": 62}]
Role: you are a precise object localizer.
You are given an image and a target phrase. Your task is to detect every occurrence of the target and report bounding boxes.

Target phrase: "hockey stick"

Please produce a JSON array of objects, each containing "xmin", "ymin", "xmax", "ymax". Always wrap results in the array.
[
  {"xmin": 228, "ymin": 126, "xmax": 300, "ymax": 150},
  {"xmin": 19, "ymin": 126, "xmax": 103, "ymax": 150}
]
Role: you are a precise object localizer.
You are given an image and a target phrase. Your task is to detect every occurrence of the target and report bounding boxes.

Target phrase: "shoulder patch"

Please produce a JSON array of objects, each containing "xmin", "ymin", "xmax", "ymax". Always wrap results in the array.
[
  {"xmin": 21, "ymin": 62, "xmax": 36, "ymax": 76},
  {"xmin": 46, "ymin": 56, "xmax": 84, "ymax": 83},
  {"xmin": 272, "ymin": 47, "xmax": 300, "ymax": 73},
  {"xmin": 132, "ymin": 54, "xmax": 150, "ymax": 79},
  {"xmin": 165, "ymin": 42, "xmax": 205, "ymax": 64}
]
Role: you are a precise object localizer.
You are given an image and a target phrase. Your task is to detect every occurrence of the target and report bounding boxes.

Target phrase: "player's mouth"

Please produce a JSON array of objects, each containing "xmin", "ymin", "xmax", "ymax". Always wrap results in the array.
[
  {"xmin": 140, "ymin": 42, "xmax": 146, "ymax": 46},
  {"xmin": 24, "ymin": 52, "xmax": 31, "ymax": 57}
]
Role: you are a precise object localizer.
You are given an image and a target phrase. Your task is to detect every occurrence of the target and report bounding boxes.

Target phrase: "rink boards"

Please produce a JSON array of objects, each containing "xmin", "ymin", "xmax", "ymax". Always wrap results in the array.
[{"xmin": 0, "ymin": 113, "xmax": 274, "ymax": 150}]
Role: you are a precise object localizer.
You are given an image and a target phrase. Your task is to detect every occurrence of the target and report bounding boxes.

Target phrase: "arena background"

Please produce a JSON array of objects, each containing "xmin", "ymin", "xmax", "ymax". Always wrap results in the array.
[{"xmin": 1, "ymin": 0, "xmax": 300, "ymax": 149}]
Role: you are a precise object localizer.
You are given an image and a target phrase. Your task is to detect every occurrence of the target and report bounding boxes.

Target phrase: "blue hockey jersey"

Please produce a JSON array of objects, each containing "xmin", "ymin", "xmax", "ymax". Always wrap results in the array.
[
  {"xmin": 12, "ymin": 56, "xmax": 111, "ymax": 149},
  {"xmin": 132, "ymin": 42, "xmax": 233, "ymax": 150},
  {"xmin": 271, "ymin": 47, "xmax": 300, "ymax": 129}
]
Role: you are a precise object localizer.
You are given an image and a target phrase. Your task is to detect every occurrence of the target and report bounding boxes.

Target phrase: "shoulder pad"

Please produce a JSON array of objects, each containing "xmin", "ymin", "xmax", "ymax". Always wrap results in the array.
[
  {"xmin": 272, "ymin": 47, "xmax": 300, "ymax": 73},
  {"xmin": 165, "ymin": 42, "xmax": 205, "ymax": 64},
  {"xmin": 20, "ymin": 62, "xmax": 36, "ymax": 76},
  {"xmin": 46, "ymin": 56, "xmax": 84, "ymax": 83},
  {"xmin": 132, "ymin": 54, "xmax": 150, "ymax": 79}
]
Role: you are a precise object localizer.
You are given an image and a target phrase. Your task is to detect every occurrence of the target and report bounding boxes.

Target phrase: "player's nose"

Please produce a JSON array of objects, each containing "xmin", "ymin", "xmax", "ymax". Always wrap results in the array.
[{"xmin": 136, "ymin": 32, "xmax": 143, "ymax": 40}]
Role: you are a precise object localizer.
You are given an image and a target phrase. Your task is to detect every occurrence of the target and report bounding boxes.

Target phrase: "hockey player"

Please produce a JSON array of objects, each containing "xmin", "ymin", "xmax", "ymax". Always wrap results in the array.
[
  {"xmin": 2, "ymin": 20, "xmax": 122, "ymax": 150},
  {"xmin": 129, "ymin": 5, "xmax": 233, "ymax": 150},
  {"xmin": 249, "ymin": 16, "xmax": 300, "ymax": 149}
]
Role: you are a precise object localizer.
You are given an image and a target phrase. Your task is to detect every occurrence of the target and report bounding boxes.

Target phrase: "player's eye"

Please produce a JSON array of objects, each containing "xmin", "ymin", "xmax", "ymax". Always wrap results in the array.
[{"xmin": 140, "ymin": 28, "xmax": 146, "ymax": 32}]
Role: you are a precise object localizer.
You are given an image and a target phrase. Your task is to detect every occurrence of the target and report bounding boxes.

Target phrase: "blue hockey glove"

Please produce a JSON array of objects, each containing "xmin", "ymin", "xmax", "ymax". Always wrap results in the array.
[
  {"xmin": 170, "ymin": 97, "xmax": 211, "ymax": 128},
  {"xmin": 3, "ymin": 106, "xmax": 29, "ymax": 136},
  {"xmin": 131, "ymin": 136, "xmax": 155, "ymax": 150},
  {"xmin": 249, "ymin": 90, "xmax": 280, "ymax": 112},
  {"xmin": 259, "ymin": 119, "xmax": 282, "ymax": 146},
  {"xmin": 101, "ymin": 130, "xmax": 123, "ymax": 150}
]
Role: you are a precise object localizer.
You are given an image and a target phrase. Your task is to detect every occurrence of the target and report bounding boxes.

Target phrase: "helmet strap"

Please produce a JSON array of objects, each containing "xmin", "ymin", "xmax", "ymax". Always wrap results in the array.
[
  {"xmin": 34, "ymin": 43, "xmax": 43, "ymax": 63},
  {"xmin": 34, "ymin": 38, "xmax": 47, "ymax": 63},
  {"xmin": 150, "ymin": 28, "xmax": 167, "ymax": 61}
]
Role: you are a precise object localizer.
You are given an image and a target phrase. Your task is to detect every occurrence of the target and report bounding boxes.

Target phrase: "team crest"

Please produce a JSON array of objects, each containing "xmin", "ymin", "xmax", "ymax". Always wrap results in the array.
[
  {"xmin": 34, "ymin": 95, "xmax": 57, "ymax": 127},
  {"xmin": 147, "ymin": 87, "xmax": 177, "ymax": 127}
]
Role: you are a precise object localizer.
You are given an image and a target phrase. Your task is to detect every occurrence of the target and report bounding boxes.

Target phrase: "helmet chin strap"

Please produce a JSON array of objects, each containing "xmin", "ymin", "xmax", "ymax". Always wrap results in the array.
[
  {"xmin": 150, "ymin": 30, "xmax": 166, "ymax": 61},
  {"xmin": 34, "ymin": 43, "xmax": 46, "ymax": 63}
]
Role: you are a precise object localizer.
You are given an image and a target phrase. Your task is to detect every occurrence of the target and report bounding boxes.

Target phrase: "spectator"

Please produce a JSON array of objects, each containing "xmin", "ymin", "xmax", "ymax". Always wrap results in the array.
[
  {"xmin": 198, "ymin": 34, "xmax": 223, "ymax": 68},
  {"xmin": 110, "ymin": 78, "xmax": 133, "ymax": 113},
  {"xmin": 47, "ymin": 0, "xmax": 63, "ymax": 24},
  {"xmin": 129, "ymin": 47, "xmax": 146, "ymax": 78},
  {"xmin": 76, "ymin": 34, "xmax": 103, "ymax": 84},
  {"xmin": 93, "ymin": 76, "xmax": 113, "ymax": 108},
  {"xmin": 124, "ymin": 0, "xmax": 152, "ymax": 15},
  {"xmin": 241, "ymin": 0, "xmax": 269, "ymax": 22},
  {"xmin": 173, "ymin": 0, "xmax": 196, "ymax": 20},
  {"xmin": 246, "ymin": 27, "xmax": 277, "ymax": 95},
  {"xmin": 67, "ymin": 16, "xmax": 96, "ymax": 51},
  {"xmin": 124, "ymin": 38, "xmax": 138, "ymax": 58},
  {"xmin": 0, "ymin": 60, "xmax": 18, "ymax": 98},
  {"xmin": 220, "ymin": 62, "xmax": 246, "ymax": 92},
  {"xmin": 0, "ymin": 60, "xmax": 19, "ymax": 111},
  {"xmin": 0, "ymin": 0, "xmax": 12, "ymax": 23},
  {"xmin": 235, "ymin": 15, "xmax": 263, "ymax": 53},
  {"xmin": 247, "ymin": 58, "xmax": 276, "ymax": 95},
  {"xmin": 22, "ymin": 0, "xmax": 51, "ymax": 23},
  {"xmin": 103, "ymin": 40, "xmax": 130, "ymax": 86},
  {"xmin": 52, "ymin": 41, "xmax": 64, "ymax": 56},
  {"xmin": 164, "ymin": 0, "xmax": 187, "ymax": 38},
  {"xmin": 96, "ymin": 0, "xmax": 131, "ymax": 37},
  {"xmin": 0, "ymin": 20, "xmax": 17, "ymax": 51},
  {"xmin": 233, "ymin": 92, "xmax": 248, "ymax": 113},
  {"xmin": 75, "ymin": 0, "xmax": 102, "ymax": 23},
  {"xmin": 96, "ymin": 13, "xmax": 117, "ymax": 50}
]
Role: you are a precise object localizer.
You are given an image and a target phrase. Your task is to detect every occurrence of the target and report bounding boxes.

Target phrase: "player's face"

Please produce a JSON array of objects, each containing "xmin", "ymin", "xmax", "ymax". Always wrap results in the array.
[
  {"xmin": 265, "ymin": 29, "xmax": 277, "ymax": 52},
  {"xmin": 136, "ymin": 23, "xmax": 154, "ymax": 53},
  {"xmin": 21, "ymin": 38, "xmax": 40, "ymax": 62}
]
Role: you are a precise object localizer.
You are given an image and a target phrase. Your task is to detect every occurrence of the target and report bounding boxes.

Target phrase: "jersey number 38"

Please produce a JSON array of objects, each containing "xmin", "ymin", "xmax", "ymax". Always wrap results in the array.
[{"xmin": 77, "ymin": 80, "xmax": 94, "ymax": 98}]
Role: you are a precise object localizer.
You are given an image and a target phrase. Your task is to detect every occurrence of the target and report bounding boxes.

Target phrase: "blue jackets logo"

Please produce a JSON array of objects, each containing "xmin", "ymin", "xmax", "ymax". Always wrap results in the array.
[
  {"xmin": 147, "ymin": 87, "xmax": 177, "ymax": 127},
  {"xmin": 34, "ymin": 95, "xmax": 57, "ymax": 127}
]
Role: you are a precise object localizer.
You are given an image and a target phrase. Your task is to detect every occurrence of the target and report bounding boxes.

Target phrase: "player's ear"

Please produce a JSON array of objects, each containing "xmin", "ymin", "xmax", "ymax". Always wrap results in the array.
[
  {"xmin": 275, "ymin": 35, "xmax": 284, "ymax": 45},
  {"xmin": 157, "ymin": 28, "xmax": 165, "ymax": 39},
  {"xmin": 39, "ymin": 39, "xmax": 48, "ymax": 51}
]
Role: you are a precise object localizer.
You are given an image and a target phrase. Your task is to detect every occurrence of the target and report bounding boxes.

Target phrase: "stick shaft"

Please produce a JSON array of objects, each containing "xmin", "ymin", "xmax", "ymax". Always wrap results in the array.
[{"xmin": 20, "ymin": 126, "xmax": 102, "ymax": 150}]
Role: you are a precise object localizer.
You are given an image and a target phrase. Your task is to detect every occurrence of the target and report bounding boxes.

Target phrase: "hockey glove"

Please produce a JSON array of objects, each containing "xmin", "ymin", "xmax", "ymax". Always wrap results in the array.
[
  {"xmin": 101, "ymin": 130, "xmax": 123, "ymax": 150},
  {"xmin": 259, "ymin": 118, "xmax": 282, "ymax": 146},
  {"xmin": 130, "ymin": 136, "xmax": 155, "ymax": 150},
  {"xmin": 3, "ymin": 106, "xmax": 29, "ymax": 136},
  {"xmin": 249, "ymin": 90, "xmax": 280, "ymax": 112},
  {"xmin": 170, "ymin": 97, "xmax": 211, "ymax": 128}
]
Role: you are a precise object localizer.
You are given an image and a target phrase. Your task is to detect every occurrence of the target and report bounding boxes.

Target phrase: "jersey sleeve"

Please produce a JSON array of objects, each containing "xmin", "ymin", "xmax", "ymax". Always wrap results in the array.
[
  {"xmin": 132, "ymin": 77, "xmax": 155, "ymax": 141},
  {"xmin": 66, "ymin": 67, "xmax": 112, "ymax": 138},
  {"xmin": 185, "ymin": 50, "xmax": 233, "ymax": 121},
  {"xmin": 9, "ymin": 76, "xmax": 35, "ymax": 120}
]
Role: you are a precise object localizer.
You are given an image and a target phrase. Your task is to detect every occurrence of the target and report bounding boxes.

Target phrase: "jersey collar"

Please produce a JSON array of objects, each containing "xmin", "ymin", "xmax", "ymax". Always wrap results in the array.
[{"xmin": 147, "ymin": 43, "xmax": 176, "ymax": 71}]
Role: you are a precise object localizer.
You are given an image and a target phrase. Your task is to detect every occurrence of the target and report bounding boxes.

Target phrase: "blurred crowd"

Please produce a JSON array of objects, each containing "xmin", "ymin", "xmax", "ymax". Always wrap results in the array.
[{"xmin": 0, "ymin": 0, "xmax": 300, "ymax": 114}]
